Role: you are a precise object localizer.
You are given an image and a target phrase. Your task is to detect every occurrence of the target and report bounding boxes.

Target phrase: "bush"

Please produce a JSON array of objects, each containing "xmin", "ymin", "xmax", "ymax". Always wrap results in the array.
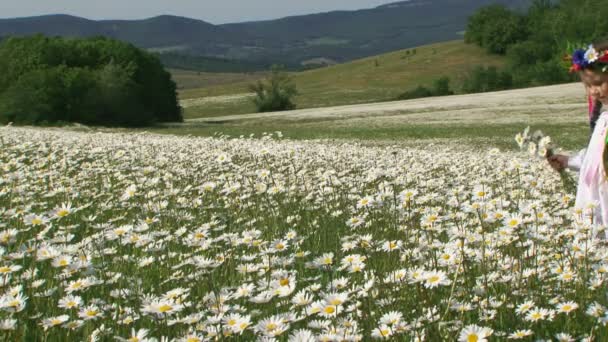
[
  {"xmin": 250, "ymin": 65, "xmax": 298, "ymax": 112},
  {"xmin": 433, "ymin": 77, "xmax": 454, "ymax": 96},
  {"xmin": 0, "ymin": 35, "xmax": 182, "ymax": 126},
  {"xmin": 397, "ymin": 86, "xmax": 433, "ymax": 100},
  {"xmin": 397, "ymin": 76, "xmax": 454, "ymax": 100},
  {"xmin": 461, "ymin": 66, "xmax": 513, "ymax": 94}
]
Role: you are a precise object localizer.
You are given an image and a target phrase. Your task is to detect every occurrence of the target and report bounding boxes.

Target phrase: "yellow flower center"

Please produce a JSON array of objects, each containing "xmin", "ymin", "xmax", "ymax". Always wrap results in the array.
[
  {"xmin": 428, "ymin": 276, "xmax": 440, "ymax": 283},
  {"xmin": 158, "ymin": 304, "xmax": 172, "ymax": 313},
  {"xmin": 467, "ymin": 334, "xmax": 479, "ymax": 342}
]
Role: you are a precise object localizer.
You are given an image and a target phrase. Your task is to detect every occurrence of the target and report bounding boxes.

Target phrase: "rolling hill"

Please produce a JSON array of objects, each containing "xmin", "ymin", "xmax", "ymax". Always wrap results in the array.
[
  {"xmin": 0, "ymin": 0, "xmax": 531, "ymax": 68},
  {"xmin": 176, "ymin": 40, "xmax": 507, "ymax": 119}
]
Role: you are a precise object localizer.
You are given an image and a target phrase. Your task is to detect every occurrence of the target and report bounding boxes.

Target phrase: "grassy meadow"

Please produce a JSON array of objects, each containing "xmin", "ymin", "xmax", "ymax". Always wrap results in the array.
[
  {"xmin": 175, "ymin": 40, "xmax": 506, "ymax": 120},
  {"xmin": 152, "ymin": 83, "xmax": 591, "ymax": 152},
  {"xmin": 170, "ymin": 69, "xmax": 268, "ymax": 91},
  {"xmin": 1, "ymin": 121, "xmax": 606, "ymax": 341}
]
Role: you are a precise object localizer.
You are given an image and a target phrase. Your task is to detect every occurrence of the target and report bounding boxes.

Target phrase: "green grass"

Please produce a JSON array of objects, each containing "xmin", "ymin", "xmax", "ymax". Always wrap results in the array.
[
  {"xmin": 178, "ymin": 40, "xmax": 506, "ymax": 120},
  {"xmin": 182, "ymin": 99, "xmax": 255, "ymax": 118},
  {"xmin": 149, "ymin": 121, "xmax": 588, "ymax": 151},
  {"xmin": 170, "ymin": 69, "xmax": 268, "ymax": 90}
]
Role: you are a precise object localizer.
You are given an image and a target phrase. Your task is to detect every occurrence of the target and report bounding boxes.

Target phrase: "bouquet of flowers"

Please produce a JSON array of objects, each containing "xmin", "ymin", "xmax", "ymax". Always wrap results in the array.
[{"xmin": 515, "ymin": 127, "xmax": 576, "ymax": 193}]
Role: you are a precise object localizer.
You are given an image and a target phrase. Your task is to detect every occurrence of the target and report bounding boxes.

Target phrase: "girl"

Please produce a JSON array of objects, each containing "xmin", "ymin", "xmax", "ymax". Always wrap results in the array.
[{"xmin": 548, "ymin": 40, "xmax": 608, "ymax": 225}]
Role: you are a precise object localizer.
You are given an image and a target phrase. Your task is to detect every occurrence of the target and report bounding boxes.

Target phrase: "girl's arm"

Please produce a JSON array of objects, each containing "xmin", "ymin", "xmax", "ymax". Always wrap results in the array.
[{"xmin": 567, "ymin": 148, "xmax": 587, "ymax": 171}]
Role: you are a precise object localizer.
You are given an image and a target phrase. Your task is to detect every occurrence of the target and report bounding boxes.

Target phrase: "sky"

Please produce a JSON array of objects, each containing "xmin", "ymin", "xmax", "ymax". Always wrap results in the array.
[{"xmin": 0, "ymin": 0, "xmax": 401, "ymax": 24}]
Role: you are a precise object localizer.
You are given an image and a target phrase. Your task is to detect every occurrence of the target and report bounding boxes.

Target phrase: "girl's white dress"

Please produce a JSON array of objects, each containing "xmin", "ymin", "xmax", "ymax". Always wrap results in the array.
[{"xmin": 568, "ymin": 111, "xmax": 608, "ymax": 227}]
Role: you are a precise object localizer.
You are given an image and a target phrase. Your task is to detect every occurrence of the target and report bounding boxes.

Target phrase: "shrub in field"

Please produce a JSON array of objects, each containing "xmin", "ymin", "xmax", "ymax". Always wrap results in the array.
[
  {"xmin": 461, "ymin": 66, "xmax": 513, "ymax": 93},
  {"xmin": 249, "ymin": 65, "xmax": 298, "ymax": 112},
  {"xmin": 0, "ymin": 35, "xmax": 182, "ymax": 126},
  {"xmin": 397, "ymin": 76, "xmax": 453, "ymax": 100},
  {"xmin": 397, "ymin": 85, "xmax": 433, "ymax": 100},
  {"xmin": 432, "ymin": 76, "xmax": 454, "ymax": 96}
]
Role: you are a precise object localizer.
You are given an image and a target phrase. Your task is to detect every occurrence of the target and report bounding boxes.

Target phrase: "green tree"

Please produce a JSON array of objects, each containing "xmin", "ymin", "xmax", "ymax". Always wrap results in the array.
[
  {"xmin": 465, "ymin": 5, "xmax": 529, "ymax": 54},
  {"xmin": 250, "ymin": 65, "xmax": 298, "ymax": 113},
  {"xmin": 0, "ymin": 35, "xmax": 182, "ymax": 126},
  {"xmin": 0, "ymin": 67, "xmax": 69, "ymax": 124}
]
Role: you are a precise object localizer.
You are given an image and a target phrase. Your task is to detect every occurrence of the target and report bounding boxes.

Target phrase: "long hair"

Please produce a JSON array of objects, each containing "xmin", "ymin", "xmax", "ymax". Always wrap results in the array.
[
  {"xmin": 587, "ymin": 38, "xmax": 608, "ymax": 134},
  {"xmin": 590, "ymin": 98, "xmax": 603, "ymax": 133}
]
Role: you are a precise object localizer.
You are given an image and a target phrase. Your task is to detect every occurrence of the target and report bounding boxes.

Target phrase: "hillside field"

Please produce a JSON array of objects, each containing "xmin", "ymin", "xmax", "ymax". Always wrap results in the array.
[
  {"xmin": 176, "ymin": 40, "xmax": 506, "ymax": 119},
  {"xmin": 155, "ymin": 83, "xmax": 591, "ymax": 152}
]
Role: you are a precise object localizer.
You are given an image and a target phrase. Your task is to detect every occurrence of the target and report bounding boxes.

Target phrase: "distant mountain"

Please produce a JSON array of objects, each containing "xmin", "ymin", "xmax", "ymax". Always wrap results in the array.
[
  {"xmin": 0, "ymin": 14, "xmax": 241, "ymax": 48},
  {"xmin": 0, "ymin": 0, "xmax": 532, "ymax": 69}
]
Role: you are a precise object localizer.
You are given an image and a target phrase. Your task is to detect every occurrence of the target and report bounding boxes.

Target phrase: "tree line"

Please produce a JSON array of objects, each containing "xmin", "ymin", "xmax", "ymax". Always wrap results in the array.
[
  {"xmin": 0, "ymin": 35, "xmax": 182, "ymax": 126},
  {"xmin": 465, "ymin": 0, "xmax": 607, "ymax": 88},
  {"xmin": 398, "ymin": 0, "xmax": 608, "ymax": 100}
]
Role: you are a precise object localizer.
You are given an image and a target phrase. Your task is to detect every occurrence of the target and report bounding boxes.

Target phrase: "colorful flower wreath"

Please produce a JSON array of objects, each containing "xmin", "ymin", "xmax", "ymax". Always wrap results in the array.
[{"xmin": 567, "ymin": 44, "xmax": 608, "ymax": 73}]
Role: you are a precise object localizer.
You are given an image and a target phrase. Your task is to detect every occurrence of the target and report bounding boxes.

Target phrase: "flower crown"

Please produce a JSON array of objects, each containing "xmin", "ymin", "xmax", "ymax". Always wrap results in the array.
[{"xmin": 568, "ymin": 44, "xmax": 608, "ymax": 73}]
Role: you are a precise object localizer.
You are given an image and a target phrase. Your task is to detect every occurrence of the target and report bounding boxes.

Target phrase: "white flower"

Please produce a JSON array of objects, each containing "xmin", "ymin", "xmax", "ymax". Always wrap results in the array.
[
  {"xmin": 422, "ymin": 270, "xmax": 451, "ymax": 288},
  {"xmin": 585, "ymin": 45, "xmax": 599, "ymax": 63},
  {"xmin": 41, "ymin": 315, "xmax": 69, "ymax": 330},
  {"xmin": 556, "ymin": 301, "xmax": 578, "ymax": 314},
  {"xmin": 371, "ymin": 325, "xmax": 393, "ymax": 339},
  {"xmin": 458, "ymin": 324, "xmax": 493, "ymax": 342},
  {"xmin": 508, "ymin": 329, "xmax": 533, "ymax": 339}
]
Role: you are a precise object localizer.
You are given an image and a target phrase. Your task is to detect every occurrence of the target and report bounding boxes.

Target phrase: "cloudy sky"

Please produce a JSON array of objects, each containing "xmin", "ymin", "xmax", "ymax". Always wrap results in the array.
[{"xmin": 1, "ymin": 0, "xmax": 400, "ymax": 24}]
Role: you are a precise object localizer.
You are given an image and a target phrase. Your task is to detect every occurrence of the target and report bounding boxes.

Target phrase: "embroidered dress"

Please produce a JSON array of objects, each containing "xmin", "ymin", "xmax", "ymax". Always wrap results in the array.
[{"xmin": 568, "ymin": 111, "xmax": 608, "ymax": 228}]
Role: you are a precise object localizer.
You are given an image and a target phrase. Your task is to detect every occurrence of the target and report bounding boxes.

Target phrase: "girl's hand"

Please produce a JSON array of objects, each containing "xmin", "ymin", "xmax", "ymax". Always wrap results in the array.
[{"xmin": 547, "ymin": 154, "xmax": 569, "ymax": 171}]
